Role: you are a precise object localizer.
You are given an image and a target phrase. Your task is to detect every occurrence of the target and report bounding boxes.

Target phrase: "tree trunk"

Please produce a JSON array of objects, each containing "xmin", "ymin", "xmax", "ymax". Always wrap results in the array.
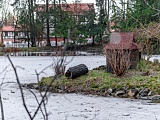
[
  {"xmin": 55, "ymin": 36, "xmax": 58, "ymax": 46},
  {"xmin": 46, "ymin": 0, "xmax": 51, "ymax": 46},
  {"xmin": 28, "ymin": 0, "xmax": 36, "ymax": 47},
  {"xmin": 92, "ymin": 35, "xmax": 95, "ymax": 46}
]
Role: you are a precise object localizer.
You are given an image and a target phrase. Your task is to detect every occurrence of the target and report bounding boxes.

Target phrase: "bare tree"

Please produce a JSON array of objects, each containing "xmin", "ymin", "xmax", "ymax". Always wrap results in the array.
[
  {"xmin": 104, "ymin": 44, "xmax": 131, "ymax": 76},
  {"xmin": 134, "ymin": 22, "xmax": 160, "ymax": 61}
]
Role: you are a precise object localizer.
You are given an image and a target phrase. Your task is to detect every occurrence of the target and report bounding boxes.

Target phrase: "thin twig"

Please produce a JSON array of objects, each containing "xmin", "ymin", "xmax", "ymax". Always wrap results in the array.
[
  {"xmin": 32, "ymin": 74, "xmax": 57, "ymax": 119},
  {"xmin": 7, "ymin": 55, "xmax": 32, "ymax": 119},
  {"xmin": 32, "ymin": 42, "xmax": 71, "ymax": 119},
  {"xmin": 0, "ymin": 88, "xmax": 5, "ymax": 120},
  {"xmin": 35, "ymin": 70, "xmax": 48, "ymax": 120},
  {"xmin": 29, "ymin": 89, "xmax": 46, "ymax": 120}
]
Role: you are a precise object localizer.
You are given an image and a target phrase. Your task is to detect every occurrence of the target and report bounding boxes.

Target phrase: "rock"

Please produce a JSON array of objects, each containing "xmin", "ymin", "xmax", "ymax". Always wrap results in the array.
[
  {"xmin": 115, "ymin": 90, "xmax": 126, "ymax": 97},
  {"xmin": 140, "ymin": 97, "xmax": 149, "ymax": 100},
  {"xmin": 127, "ymin": 88, "xmax": 139, "ymax": 98},
  {"xmin": 93, "ymin": 65, "xmax": 107, "ymax": 70},
  {"xmin": 119, "ymin": 87, "xmax": 126, "ymax": 91},
  {"xmin": 112, "ymin": 88, "xmax": 117, "ymax": 93},
  {"xmin": 115, "ymin": 87, "xmax": 128, "ymax": 97},
  {"xmin": 58, "ymin": 90, "xmax": 64, "ymax": 93},
  {"xmin": 26, "ymin": 83, "xmax": 39, "ymax": 89},
  {"xmin": 101, "ymin": 88, "xmax": 106, "ymax": 92},
  {"xmin": 22, "ymin": 83, "xmax": 39, "ymax": 90},
  {"xmin": 137, "ymin": 88, "xmax": 150, "ymax": 98},
  {"xmin": 151, "ymin": 95, "xmax": 160, "ymax": 103},
  {"xmin": 107, "ymin": 88, "xmax": 112, "ymax": 95},
  {"xmin": 40, "ymin": 86, "xmax": 48, "ymax": 91},
  {"xmin": 107, "ymin": 88, "xmax": 116, "ymax": 96},
  {"xmin": 67, "ymin": 86, "xmax": 75, "ymax": 93},
  {"xmin": 147, "ymin": 90, "xmax": 155, "ymax": 96}
]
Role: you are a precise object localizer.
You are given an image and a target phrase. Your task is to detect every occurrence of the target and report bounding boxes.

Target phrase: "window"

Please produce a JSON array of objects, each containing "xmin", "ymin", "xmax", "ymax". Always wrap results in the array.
[
  {"xmin": 3, "ymin": 32, "xmax": 8, "ymax": 36},
  {"xmin": 8, "ymin": 32, "xmax": 13, "ymax": 37}
]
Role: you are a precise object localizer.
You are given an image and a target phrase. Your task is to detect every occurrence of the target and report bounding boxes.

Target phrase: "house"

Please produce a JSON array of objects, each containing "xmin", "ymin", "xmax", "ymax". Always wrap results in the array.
[
  {"xmin": 0, "ymin": 25, "xmax": 28, "ymax": 47},
  {"xmin": 37, "ymin": 3, "xmax": 94, "ymax": 12},
  {"xmin": 104, "ymin": 32, "xmax": 141, "ymax": 73},
  {"xmin": 35, "ymin": 3, "xmax": 95, "ymax": 43},
  {"xmin": 36, "ymin": 3, "xmax": 94, "ymax": 18}
]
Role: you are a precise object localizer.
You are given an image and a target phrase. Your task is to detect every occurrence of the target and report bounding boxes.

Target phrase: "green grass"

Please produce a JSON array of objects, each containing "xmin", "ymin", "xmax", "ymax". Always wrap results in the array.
[{"xmin": 39, "ymin": 69, "xmax": 160, "ymax": 95}]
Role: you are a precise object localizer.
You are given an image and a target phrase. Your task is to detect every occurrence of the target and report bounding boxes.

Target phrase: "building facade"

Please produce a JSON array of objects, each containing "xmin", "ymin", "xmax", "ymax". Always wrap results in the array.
[
  {"xmin": 36, "ymin": 3, "xmax": 95, "ymax": 44},
  {"xmin": 0, "ymin": 26, "xmax": 29, "ymax": 47}
]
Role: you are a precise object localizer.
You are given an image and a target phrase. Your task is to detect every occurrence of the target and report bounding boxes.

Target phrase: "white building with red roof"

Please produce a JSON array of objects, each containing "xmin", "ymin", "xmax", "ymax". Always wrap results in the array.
[{"xmin": 0, "ymin": 25, "xmax": 28, "ymax": 47}]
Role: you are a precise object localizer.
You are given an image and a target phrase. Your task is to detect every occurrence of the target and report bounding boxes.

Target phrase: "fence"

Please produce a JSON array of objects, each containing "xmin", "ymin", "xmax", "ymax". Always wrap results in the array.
[{"xmin": 4, "ymin": 42, "xmax": 28, "ymax": 48}]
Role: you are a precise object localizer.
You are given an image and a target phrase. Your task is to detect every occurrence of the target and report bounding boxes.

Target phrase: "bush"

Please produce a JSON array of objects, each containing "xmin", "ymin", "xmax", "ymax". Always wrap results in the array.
[
  {"xmin": 153, "ymin": 59, "xmax": 159, "ymax": 66},
  {"xmin": 136, "ymin": 59, "xmax": 148, "ymax": 71}
]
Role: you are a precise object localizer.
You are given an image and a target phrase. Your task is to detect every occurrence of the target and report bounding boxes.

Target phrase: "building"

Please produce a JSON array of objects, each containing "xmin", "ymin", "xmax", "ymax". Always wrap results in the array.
[
  {"xmin": 0, "ymin": 3, "xmax": 95, "ymax": 47},
  {"xmin": 36, "ymin": 3, "xmax": 95, "ymax": 44},
  {"xmin": 0, "ymin": 25, "xmax": 28, "ymax": 47},
  {"xmin": 104, "ymin": 32, "xmax": 141, "ymax": 73}
]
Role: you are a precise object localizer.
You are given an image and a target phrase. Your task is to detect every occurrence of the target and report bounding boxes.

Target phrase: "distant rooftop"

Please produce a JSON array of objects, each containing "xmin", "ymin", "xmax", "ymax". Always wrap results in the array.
[
  {"xmin": 36, "ymin": 3, "xmax": 95, "ymax": 15},
  {"xmin": 0, "ymin": 26, "xmax": 15, "ymax": 31}
]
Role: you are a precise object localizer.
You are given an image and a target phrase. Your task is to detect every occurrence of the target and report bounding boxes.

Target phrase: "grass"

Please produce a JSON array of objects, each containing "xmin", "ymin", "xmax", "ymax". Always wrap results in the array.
[{"xmin": 39, "ymin": 68, "xmax": 160, "ymax": 95}]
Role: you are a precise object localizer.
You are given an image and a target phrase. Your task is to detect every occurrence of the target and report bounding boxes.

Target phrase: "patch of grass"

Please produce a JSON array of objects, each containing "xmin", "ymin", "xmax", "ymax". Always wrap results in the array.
[
  {"xmin": 136, "ymin": 59, "xmax": 160, "ymax": 72},
  {"xmin": 39, "ymin": 69, "xmax": 160, "ymax": 95}
]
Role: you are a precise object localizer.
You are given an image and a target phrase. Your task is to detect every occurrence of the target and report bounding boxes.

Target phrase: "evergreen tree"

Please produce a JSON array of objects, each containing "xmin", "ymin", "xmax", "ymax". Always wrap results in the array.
[{"xmin": 112, "ymin": 0, "xmax": 160, "ymax": 31}]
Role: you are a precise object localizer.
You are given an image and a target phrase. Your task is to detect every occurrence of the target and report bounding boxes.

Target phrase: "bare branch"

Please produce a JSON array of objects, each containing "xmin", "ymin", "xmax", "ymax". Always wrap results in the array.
[
  {"xmin": 0, "ymin": 87, "xmax": 5, "ymax": 120},
  {"xmin": 35, "ymin": 70, "xmax": 48, "ymax": 120},
  {"xmin": 32, "ymin": 42, "xmax": 72, "ymax": 119},
  {"xmin": 29, "ymin": 89, "xmax": 46, "ymax": 120},
  {"xmin": 32, "ymin": 74, "xmax": 58, "ymax": 119},
  {"xmin": 36, "ymin": 63, "xmax": 54, "ymax": 75},
  {"xmin": 7, "ymin": 55, "xmax": 32, "ymax": 119},
  {"xmin": 104, "ymin": 44, "xmax": 131, "ymax": 76}
]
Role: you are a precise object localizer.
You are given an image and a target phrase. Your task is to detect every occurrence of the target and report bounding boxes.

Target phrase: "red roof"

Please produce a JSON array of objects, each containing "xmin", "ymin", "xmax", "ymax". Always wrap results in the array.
[
  {"xmin": 0, "ymin": 26, "xmax": 26, "ymax": 32},
  {"xmin": 50, "ymin": 37, "xmax": 63, "ymax": 42},
  {"xmin": 1, "ymin": 26, "xmax": 15, "ymax": 31},
  {"xmin": 36, "ymin": 3, "xmax": 94, "ymax": 15},
  {"xmin": 105, "ymin": 32, "xmax": 141, "ymax": 50}
]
